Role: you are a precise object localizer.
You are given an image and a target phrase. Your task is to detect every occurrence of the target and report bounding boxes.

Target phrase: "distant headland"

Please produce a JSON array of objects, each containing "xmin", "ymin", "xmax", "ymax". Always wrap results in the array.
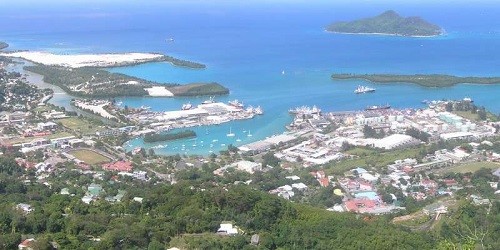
[
  {"xmin": 331, "ymin": 73, "xmax": 500, "ymax": 87},
  {"xmin": 326, "ymin": 10, "xmax": 443, "ymax": 37},
  {"xmin": 0, "ymin": 41, "xmax": 8, "ymax": 50}
]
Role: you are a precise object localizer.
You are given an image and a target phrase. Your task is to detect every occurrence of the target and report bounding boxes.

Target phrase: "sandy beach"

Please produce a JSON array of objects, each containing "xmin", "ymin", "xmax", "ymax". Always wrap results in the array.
[
  {"xmin": 144, "ymin": 86, "xmax": 174, "ymax": 97},
  {"xmin": 0, "ymin": 51, "xmax": 164, "ymax": 68}
]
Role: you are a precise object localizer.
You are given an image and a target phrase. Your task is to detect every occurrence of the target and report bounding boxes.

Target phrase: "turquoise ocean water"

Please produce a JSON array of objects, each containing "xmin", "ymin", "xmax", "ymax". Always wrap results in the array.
[{"xmin": 1, "ymin": 1, "xmax": 500, "ymax": 155}]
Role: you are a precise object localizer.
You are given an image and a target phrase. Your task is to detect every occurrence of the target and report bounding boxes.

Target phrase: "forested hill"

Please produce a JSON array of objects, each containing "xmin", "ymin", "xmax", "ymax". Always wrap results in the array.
[
  {"xmin": 326, "ymin": 10, "xmax": 442, "ymax": 37},
  {"xmin": 0, "ymin": 155, "xmax": 434, "ymax": 249}
]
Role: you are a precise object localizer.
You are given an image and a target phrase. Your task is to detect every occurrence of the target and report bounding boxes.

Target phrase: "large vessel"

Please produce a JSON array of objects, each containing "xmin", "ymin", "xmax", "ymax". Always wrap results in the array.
[
  {"xmin": 288, "ymin": 105, "xmax": 321, "ymax": 115},
  {"xmin": 354, "ymin": 85, "xmax": 376, "ymax": 94},
  {"xmin": 365, "ymin": 104, "xmax": 391, "ymax": 111}
]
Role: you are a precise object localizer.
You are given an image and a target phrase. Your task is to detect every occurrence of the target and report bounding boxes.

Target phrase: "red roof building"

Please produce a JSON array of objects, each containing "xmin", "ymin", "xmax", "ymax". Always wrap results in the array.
[
  {"xmin": 18, "ymin": 238, "xmax": 35, "ymax": 250},
  {"xmin": 102, "ymin": 161, "xmax": 133, "ymax": 172},
  {"xmin": 344, "ymin": 198, "xmax": 376, "ymax": 213},
  {"xmin": 318, "ymin": 178, "xmax": 329, "ymax": 187}
]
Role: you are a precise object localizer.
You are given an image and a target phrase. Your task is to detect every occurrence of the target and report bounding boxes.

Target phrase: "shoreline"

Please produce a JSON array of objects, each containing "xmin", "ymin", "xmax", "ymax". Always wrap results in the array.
[
  {"xmin": 324, "ymin": 30, "xmax": 442, "ymax": 38},
  {"xmin": 0, "ymin": 51, "xmax": 165, "ymax": 68},
  {"xmin": 331, "ymin": 73, "xmax": 500, "ymax": 87}
]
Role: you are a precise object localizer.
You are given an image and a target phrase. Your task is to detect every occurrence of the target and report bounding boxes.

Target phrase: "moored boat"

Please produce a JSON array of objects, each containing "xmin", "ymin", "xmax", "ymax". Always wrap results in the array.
[{"xmin": 354, "ymin": 85, "xmax": 376, "ymax": 94}]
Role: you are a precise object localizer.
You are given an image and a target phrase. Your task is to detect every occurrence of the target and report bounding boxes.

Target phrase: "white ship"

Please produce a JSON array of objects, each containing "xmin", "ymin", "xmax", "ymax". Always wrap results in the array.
[{"xmin": 354, "ymin": 85, "xmax": 376, "ymax": 94}]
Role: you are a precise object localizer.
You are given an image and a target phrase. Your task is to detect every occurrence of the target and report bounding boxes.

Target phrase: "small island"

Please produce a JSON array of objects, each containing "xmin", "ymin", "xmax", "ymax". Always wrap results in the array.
[
  {"xmin": 326, "ymin": 10, "xmax": 442, "ymax": 37},
  {"xmin": 0, "ymin": 41, "xmax": 8, "ymax": 50},
  {"xmin": 144, "ymin": 130, "xmax": 196, "ymax": 143},
  {"xmin": 331, "ymin": 73, "xmax": 500, "ymax": 87},
  {"xmin": 24, "ymin": 64, "xmax": 228, "ymax": 97}
]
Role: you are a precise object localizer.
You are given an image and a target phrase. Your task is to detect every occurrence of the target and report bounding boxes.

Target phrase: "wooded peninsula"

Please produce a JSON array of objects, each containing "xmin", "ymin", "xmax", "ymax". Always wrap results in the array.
[
  {"xmin": 331, "ymin": 73, "xmax": 500, "ymax": 87},
  {"xmin": 326, "ymin": 10, "xmax": 442, "ymax": 37},
  {"xmin": 24, "ymin": 64, "xmax": 228, "ymax": 97}
]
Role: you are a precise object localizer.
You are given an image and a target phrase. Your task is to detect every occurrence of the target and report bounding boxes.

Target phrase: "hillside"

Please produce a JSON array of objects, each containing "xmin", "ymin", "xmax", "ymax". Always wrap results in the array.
[{"xmin": 326, "ymin": 10, "xmax": 442, "ymax": 37}]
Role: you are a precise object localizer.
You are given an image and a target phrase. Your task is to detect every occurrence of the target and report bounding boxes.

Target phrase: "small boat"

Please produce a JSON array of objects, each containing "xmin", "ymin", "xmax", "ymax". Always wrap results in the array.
[
  {"xmin": 166, "ymin": 38, "xmax": 174, "ymax": 42},
  {"xmin": 254, "ymin": 106, "xmax": 263, "ymax": 115},
  {"xmin": 354, "ymin": 85, "xmax": 376, "ymax": 94},
  {"xmin": 463, "ymin": 97, "xmax": 474, "ymax": 103},
  {"xmin": 221, "ymin": 143, "xmax": 226, "ymax": 147},
  {"xmin": 181, "ymin": 102, "xmax": 193, "ymax": 110},
  {"xmin": 236, "ymin": 138, "xmax": 241, "ymax": 142},
  {"xmin": 282, "ymin": 70, "xmax": 285, "ymax": 75},
  {"xmin": 212, "ymin": 139, "xmax": 218, "ymax": 143},
  {"xmin": 227, "ymin": 127, "xmax": 235, "ymax": 137},
  {"xmin": 202, "ymin": 96, "xmax": 215, "ymax": 104},
  {"xmin": 228, "ymin": 99, "xmax": 244, "ymax": 108}
]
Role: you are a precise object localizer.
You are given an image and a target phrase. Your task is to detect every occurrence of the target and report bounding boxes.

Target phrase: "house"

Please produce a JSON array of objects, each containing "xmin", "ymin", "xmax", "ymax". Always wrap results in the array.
[
  {"xmin": 16, "ymin": 203, "xmax": 34, "ymax": 214},
  {"xmin": 318, "ymin": 177, "xmax": 329, "ymax": 187},
  {"xmin": 18, "ymin": 238, "xmax": 35, "ymax": 250},
  {"xmin": 291, "ymin": 183, "xmax": 308, "ymax": 191},
  {"xmin": 232, "ymin": 160, "xmax": 262, "ymax": 174},
  {"xmin": 344, "ymin": 198, "xmax": 376, "ymax": 213},
  {"xmin": 102, "ymin": 161, "xmax": 133, "ymax": 172},
  {"xmin": 217, "ymin": 222, "xmax": 239, "ymax": 235},
  {"xmin": 36, "ymin": 121, "xmax": 57, "ymax": 131}
]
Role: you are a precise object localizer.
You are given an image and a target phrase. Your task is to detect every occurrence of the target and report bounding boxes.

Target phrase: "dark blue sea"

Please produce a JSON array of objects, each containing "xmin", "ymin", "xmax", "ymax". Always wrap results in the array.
[{"xmin": 2, "ymin": 1, "xmax": 500, "ymax": 155}]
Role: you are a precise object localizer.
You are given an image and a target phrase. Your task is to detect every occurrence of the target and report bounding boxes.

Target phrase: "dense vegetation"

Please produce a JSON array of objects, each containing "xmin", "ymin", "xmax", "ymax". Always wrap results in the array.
[
  {"xmin": 331, "ymin": 73, "xmax": 500, "ymax": 87},
  {"xmin": 144, "ymin": 130, "xmax": 196, "ymax": 143},
  {"xmin": 326, "ymin": 10, "xmax": 442, "ymax": 37},
  {"xmin": 24, "ymin": 65, "xmax": 228, "ymax": 97},
  {"xmin": 170, "ymin": 82, "xmax": 229, "ymax": 96},
  {"xmin": 24, "ymin": 65, "xmax": 153, "ymax": 97},
  {"xmin": 162, "ymin": 55, "xmax": 206, "ymax": 69},
  {"xmin": 0, "ymin": 41, "xmax": 8, "ymax": 50},
  {"xmin": 0, "ymin": 155, "xmax": 437, "ymax": 249}
]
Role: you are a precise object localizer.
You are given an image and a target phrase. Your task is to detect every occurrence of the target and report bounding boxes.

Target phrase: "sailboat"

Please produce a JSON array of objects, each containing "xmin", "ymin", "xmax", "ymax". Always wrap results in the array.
[
  {"xmin": 227, "ymin": 127, "xmax": 235, "ymax": 137},
  {"xmin": 247, "ymin": 130, "xmax": 252, "ymax": 137}
]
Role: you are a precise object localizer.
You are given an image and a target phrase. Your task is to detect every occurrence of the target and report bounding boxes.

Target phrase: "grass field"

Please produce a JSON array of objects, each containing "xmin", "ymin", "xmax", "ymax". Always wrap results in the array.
[
  {"xmin": 326, "ymin": 147, "xmax": 423, "ymax": 175},
  {"xmin": 58, "ymin": 117, "xmax": 102, "ymax": 134},
  {"xmin": 69, "ymin": 149, "xmax": 111, "ymax": 165},
  {"xmin": 436, "ymin": 161, "xmax": 500, "ymax": 174},
  {"xmin": 7, "ymin": 131, "xmax": 74, "ymax": 145}
]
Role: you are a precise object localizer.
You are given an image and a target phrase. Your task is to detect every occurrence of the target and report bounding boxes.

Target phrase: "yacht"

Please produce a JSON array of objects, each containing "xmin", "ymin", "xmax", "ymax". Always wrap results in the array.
[
  {"xmin": 181, "ymin": 102, "xmax": 193, "ymax": 110},
  {"xmin": 226, "ymin": 127, "xmax": 235, "ymax": 137},
  {"xmin": 463, "ymin": 97, "xmax": 474, "ymax": 103},
  {"xmin": 202, "ymin": 96, "xmax": 215, "ymax": 104},
  {"xmin": 228, "ymin": 99, "xmax": 244, "ymax": 108},
  {"xmin": 354, "ymin": 85, "xmax": 376, "ymax": 94},
  {"xmin": 254, "ymin": 106, "xmax": 264, "ymax": 115}
]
